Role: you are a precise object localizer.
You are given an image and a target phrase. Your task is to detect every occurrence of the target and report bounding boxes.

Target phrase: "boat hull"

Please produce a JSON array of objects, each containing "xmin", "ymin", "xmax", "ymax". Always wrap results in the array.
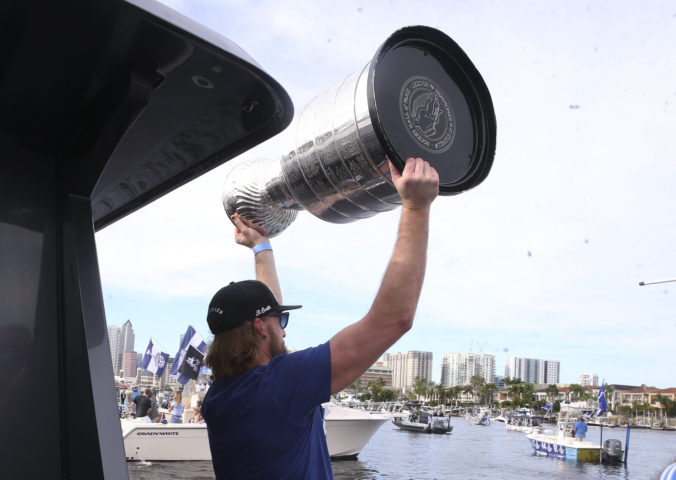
[
  {"xmin": 326, "ymin": 417, "xmax": 390, "ymax": 458},
  {"xmin": 122, "ymin": 406, "xmax": 390, "ymax": 461},
  {"xmin": 526, "ymin": 434, "xmax": 600, "ymax": 462}
]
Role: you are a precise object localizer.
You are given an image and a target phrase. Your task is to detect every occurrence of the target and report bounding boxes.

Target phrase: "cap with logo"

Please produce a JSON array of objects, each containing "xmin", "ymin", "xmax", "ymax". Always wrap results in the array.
[{"xmin": 207, "ymin": 280, "xmax": 301, "ymax": 334}]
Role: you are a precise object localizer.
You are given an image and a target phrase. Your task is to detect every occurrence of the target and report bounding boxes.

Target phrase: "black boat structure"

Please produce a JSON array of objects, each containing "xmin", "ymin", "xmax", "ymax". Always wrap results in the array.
[{"xmin": 392, "ymin": 409, "xmax": 453, "ymax": 434}]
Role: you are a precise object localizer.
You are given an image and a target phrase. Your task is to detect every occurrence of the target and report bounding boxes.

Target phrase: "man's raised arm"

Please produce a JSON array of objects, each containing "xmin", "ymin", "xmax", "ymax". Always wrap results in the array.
[
  {"xmin": 329, "ymin": 157, "xmax": 439, "ymax": 394},
  {"xmin": 231, "ymin": 214, "xmax": 282, "ymax": 302}
]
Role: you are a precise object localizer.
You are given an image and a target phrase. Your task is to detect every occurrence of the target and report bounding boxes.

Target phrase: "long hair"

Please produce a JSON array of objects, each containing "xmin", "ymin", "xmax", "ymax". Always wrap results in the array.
[
  {"xmin": 173, "ymin": 391, "xmax": 182, "ymax": 404},
  {"xmin": 205, "ymin": 323, "xmax": 260, "ymax": 380}
]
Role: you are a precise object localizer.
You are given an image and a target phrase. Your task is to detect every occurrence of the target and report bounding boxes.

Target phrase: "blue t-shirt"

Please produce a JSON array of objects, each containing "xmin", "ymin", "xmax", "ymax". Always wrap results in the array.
[
  {"xmin": 170, "ymin": 401, "xmax": 185, "ymax": 417},
  {"xmin": 202, "ymin": 342, "xmax": 332, "ymax": 479},
  {"xmin": 574, "ymin": 420, "xmax": 588, "ymax": 436}
]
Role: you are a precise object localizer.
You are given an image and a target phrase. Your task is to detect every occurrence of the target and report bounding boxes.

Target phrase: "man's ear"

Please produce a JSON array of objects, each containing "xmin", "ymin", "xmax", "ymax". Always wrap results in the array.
[{"xmin": 252, "ymin": 317, "xmax": 267, "ymax": 338}]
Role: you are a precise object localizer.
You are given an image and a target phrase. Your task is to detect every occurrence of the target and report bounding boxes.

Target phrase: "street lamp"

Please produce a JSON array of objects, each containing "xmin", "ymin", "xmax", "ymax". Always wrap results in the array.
[{"xmin": 638, "ymin": 277, "xmax": 676, "ymax": 286}]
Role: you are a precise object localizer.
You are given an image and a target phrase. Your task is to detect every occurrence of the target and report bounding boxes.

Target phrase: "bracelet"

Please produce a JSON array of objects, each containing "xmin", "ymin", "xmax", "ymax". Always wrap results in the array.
[{"xmin": 252, "ymin": 242, "xmax": 272, "ymax": 255}]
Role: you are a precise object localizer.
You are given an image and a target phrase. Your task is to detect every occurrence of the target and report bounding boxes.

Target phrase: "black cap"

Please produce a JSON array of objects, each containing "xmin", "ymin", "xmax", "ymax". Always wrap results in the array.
[{"xmin": 207, "ymin": 280, "xmax": 302, "ymax": 334}]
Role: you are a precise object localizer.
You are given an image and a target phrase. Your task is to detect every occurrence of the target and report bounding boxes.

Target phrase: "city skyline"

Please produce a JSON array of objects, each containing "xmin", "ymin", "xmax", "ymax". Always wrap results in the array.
[{"xmin": 107, "ymin": 320, "xmax": 670, "ymax": 390}]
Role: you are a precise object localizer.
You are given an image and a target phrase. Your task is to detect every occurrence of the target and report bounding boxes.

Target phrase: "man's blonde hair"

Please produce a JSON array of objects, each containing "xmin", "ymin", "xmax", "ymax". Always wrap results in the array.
[{"xmin": 205, "ymin": 323, "xmax": 260, "ymax": 380}]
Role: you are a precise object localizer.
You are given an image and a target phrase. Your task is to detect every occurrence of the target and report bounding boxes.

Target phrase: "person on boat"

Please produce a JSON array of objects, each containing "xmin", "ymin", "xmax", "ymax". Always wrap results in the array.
[
  {"xmin": 574, "ymin": 416, "xmax": 588, "ymax": 441},
  {"xmin": 202, "ymin": 157, "xmax": 439, "ymax": 480},
  {"xmin": 132, "ymin": 387, "xmax": 152, "ymax": 422},
  {"xmin": 146, "ymin": 388, "xmax": 160, "ymax": 423},
  {"xmin": 192, "ymin": 400, "xmax": 204, "ymax": 423},
  {"xmin": 130, "ymin": 383, "xmax": 141, "ymax": 416},
  {"xmin": 168, "ymin": 390, "xmax": 185, "ymax": 423}
]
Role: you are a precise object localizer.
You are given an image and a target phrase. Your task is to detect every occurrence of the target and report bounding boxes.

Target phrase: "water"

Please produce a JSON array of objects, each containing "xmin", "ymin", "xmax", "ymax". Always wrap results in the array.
[{"xmin": 128, "ymin": 420, "xmax": 676, "ymax": 479}]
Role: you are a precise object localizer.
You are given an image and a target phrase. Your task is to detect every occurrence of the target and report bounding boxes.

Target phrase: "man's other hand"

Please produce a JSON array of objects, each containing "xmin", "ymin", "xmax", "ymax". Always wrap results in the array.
[{"xmin": 388, "ymin": 157, "xmax": 439, "ymax": 211}]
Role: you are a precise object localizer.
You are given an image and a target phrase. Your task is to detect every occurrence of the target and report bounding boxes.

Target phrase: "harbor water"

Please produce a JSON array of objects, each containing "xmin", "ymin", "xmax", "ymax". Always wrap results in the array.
[{"xmin": 128, "ymin": 418, "xmax": 676, "ymax": 479}]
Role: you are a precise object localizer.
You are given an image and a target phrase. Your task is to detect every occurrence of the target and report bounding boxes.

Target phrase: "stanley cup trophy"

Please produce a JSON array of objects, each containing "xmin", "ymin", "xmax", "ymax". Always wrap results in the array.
[{"xmin": 222, "ymin": 26, "xmax": 496, "ymax": 237}]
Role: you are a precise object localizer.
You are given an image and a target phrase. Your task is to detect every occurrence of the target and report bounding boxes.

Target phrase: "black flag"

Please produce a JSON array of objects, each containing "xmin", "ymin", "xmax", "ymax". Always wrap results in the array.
[{"xmin": 178, "ymin": 345, "xmax": 204, "ymax": 380}]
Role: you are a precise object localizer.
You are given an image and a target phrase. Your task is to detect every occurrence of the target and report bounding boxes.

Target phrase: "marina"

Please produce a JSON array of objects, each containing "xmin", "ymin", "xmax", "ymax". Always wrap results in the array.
[{"xmin": 127, "ymin": 413, "xmax": 676, "ymax": 479}]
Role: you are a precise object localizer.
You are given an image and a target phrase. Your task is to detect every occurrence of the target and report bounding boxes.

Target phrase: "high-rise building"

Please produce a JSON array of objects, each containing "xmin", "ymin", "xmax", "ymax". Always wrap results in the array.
[
  {"xmin": 505, "ymin": 357, "xmax": 560, "ymax": 384},
  {"xmin": 107, "ymin": 325, "xmax": 121, "ymax": 375},
  {"xmin": 121, "ymin": 351, "xmax": 138, "ymax": 381},
  {"xmin": 383, "ymin": 351, "xmax": 433, "ymax": 393},
  {"xmin": 578, "ymin": 372, "xmax": 598, "ymax": 386},
  {"xmin": 441, "ymin": 353, "xmax": 495, "ymax": 386},
  {"xmin": 118, "ymin": 320, "xmax": 135, "ymax": 375}
]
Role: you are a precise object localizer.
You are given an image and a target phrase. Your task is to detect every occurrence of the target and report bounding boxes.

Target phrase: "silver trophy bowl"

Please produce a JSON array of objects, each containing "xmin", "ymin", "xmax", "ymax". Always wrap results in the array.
[{"xmin": 222, "ymin": 26, "xmax": 496, "ymax": 237}]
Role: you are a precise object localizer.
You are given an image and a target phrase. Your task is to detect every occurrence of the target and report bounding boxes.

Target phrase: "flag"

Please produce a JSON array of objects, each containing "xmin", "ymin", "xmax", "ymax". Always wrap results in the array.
[
  {"xmin": 178, "ymin": 345, "xmax": 205, "ymax": 381},
  {"xmin": 596, "ymin": 382, "xmax": 607, "ymax": 417},
  {"xmin": 140, "ymin": 339, "xmax": 170, "ymax": 377},
  {"xmin": 170, "ymin": 326, "xmax": 207, "ymax": 385},
  {"xmin": 541, "ymin": 403, "xmax": 553, "ymax": 411}
]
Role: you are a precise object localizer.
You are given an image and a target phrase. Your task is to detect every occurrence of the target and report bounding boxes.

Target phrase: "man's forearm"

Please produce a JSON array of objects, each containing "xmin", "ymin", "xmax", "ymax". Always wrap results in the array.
[
  {"xmin": 255, "ymin": 248, "xmax": 283, "ymax": 303},
  {"xmin": 369, "ymin": 206, "xmax": 430, "ymax": 329}
]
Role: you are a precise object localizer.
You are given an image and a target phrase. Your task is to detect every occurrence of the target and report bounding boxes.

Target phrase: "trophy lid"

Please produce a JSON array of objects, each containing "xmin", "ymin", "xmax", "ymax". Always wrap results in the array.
[{"xmin": 367, "ymin": 26, "xmax": 496, "ymax": 195}]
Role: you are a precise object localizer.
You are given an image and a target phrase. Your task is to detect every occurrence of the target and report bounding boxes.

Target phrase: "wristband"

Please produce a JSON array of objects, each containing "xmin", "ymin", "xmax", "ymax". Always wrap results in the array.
[{"xmin": 253, "ymin": 242, "xmax": 272, "ymax": 255}]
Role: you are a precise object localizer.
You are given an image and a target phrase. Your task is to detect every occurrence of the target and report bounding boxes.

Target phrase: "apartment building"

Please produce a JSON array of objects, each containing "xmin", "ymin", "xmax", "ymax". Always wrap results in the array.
[
  {"xmin": 383, "ymin": 351, "xmax": 433, "ymax": 393},
  {"xmin": 505, "ymin": 357, "xmax": 560, "ymax": 384},
  {"xmin": 440, "ymin": 353, "xmax": 496, "ymax": 386},
  {"xmin": 578, "ymin": 372, "xmax": 599, "ymax": 386}
]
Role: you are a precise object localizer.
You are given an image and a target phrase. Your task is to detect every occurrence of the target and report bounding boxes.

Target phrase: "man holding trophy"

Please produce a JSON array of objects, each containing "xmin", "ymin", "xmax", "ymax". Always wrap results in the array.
[{"xmin": 202, "ymin": 157, "xmax": 438, "ymax": 479}]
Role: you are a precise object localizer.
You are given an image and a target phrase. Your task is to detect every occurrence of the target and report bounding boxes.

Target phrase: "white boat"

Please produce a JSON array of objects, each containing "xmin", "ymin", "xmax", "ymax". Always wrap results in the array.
[
  {"xmin": 467, "ymin": 408, "xmax": 491, "ymax": 426},
  {"xmin": 526, "ymin": 418, "xmax": 620, "ymax": 462},
  {"xmin": 122, "ymin": 402, "xmax": 391, "ymax": 461},
  {"xmin": 505, "ymin": 413, "xmax": 544, "ymax": 434}
]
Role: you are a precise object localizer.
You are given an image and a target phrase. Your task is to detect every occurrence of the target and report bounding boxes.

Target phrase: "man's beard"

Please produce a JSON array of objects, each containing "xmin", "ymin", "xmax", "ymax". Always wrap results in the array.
[{"xmin": 269, "ymin": 339, "xmax": 288, "ymax": 358}]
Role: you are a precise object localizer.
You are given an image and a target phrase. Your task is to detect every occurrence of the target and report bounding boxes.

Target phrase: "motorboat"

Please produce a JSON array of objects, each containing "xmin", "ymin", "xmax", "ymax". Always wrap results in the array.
[
  {"xmin": 392, "ymin": 410, "xmax": 453, "ymax": 434},
  {"xmin": 122, "ymin": 402, "xmax": 391, "ymax": 461},
  {"xmin": 467, "ymin": 408, "xmax": 491, "ymax": 426},
  {"xmin": 526, "ymin": 419, "xmax": 623, "ymax": 463},
  {"xmin": 505, "ymin": 413, "xmax": 544, "ymax": 434}
]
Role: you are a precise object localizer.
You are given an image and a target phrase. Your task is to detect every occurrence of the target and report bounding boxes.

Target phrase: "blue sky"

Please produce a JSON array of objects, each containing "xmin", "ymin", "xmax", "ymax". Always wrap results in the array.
[{"xmin": 96, "ymin": 0, "xmax": 676, "ymax": 387}]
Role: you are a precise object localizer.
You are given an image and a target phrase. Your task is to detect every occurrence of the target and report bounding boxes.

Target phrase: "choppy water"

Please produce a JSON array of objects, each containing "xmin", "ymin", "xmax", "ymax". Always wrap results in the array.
[{"xmin": 128, "ymin": 418, "xmax": 676, "ymax": 479}]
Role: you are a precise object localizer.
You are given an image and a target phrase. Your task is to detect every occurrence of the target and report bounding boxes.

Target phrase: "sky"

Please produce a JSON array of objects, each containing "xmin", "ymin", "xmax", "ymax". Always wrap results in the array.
[{"xmin": 95, "ymin": 0, "xmax": 676, "ymax": 388}]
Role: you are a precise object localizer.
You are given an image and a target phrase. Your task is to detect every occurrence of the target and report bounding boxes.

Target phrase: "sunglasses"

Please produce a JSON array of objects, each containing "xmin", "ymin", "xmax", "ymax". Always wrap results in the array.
[{"xmin": 265, "ymin": 312, "xmax": 289, "ymax": 329}]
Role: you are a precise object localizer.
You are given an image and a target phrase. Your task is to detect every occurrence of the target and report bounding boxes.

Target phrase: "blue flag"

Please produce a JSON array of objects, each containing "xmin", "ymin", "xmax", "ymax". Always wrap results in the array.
[
  {"xmin": 541, "ymin": 403, "xmax": 553, "ymax": 411},
  {"xmin": 170, "ymin": 326, "xmax": 207, "ymax": 385},
  {"xmin": 140, "ymin": 338, "xmax": 170, "ymax": 377},
  {"xmin": 596, "ymin": 382, "xmax": 607, "ymax": 417},
  {"xmin": 140, "ymin": 339, "xmax": 154, "ymax": 370}
]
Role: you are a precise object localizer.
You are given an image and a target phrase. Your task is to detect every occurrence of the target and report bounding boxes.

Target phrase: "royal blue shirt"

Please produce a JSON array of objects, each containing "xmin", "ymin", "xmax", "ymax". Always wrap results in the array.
[
  {"xmin": 574, "ymin": 420, "xmax": 588, "ymax": 436},
  {"xmin": 202, "ymin": 342, "xmax": 332, "ymax": 479}
]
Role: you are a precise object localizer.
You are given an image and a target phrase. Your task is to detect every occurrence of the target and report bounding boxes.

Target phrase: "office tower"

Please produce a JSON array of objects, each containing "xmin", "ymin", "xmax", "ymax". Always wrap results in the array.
[
  {"xmin": 118, "ymin": 319, "xmax": 135, "ymax": 374},
  {"xmin": 107, "ymin": 325, "xmax": 122, "ymax": 375}
]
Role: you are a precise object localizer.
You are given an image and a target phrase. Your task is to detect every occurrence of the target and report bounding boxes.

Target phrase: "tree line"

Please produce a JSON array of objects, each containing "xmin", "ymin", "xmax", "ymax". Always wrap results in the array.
[{"xmin": 346, "ymin": 378, "xmax": 676, "ymax": 418}]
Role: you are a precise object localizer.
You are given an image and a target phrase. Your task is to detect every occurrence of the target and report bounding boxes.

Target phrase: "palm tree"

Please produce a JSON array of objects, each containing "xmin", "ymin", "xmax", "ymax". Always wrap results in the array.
[
  {"xmin": 427, "ymin": 381, "xmax": 438, "ymax": 403},
  {"xmin": 568, "ymin": 383, "xmax": 586, "ymax": 402},
  {"xmin": 462, "ymin": 385, "xmax": 474, "ymax": 404},
  {"xmin": 349, "ymin": 379, "xmax": 362, "ymax": 397},
  {"xmin": 434, "ymin": 383, "xmax": 446, "ymax": 405},
  {"xmin": 546, "ymin": 384, "xmax": 559, "ymax": 402},
  {"xmin": 368, "ymin": 378, "xmax": 386, "ymax": 402},
  {"xmin": 413, "ymin": 376, "xmax": 429, "ymax": 401},
  {"xmin": 509, "ymin": 381, "xmax": 524, "ymax": 406},
  {"xmin": 470, "ymin": 375, "xmax": 485, "ymax": 403},
  {"xmin": 478, "ymin": 383, "xmax": 496, "ymax": 406}
]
